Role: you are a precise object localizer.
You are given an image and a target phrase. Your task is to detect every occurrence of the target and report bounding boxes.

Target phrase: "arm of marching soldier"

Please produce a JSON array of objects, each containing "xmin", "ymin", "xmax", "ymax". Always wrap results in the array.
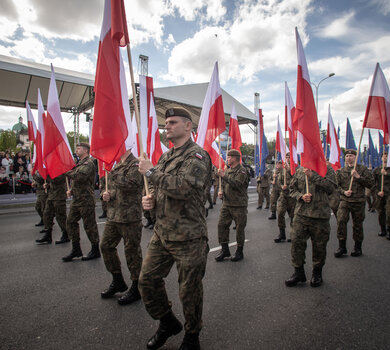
[
  {"xmin": 289, "ymin": 171, "xmax": 307, "ymax": 202},
  {"xmin": 220, "ymin": 168, "xmax": 248, "ymax": 191},
  {"xmin": 309, "ymin": 167, "xmax": 337, "ymax": 195},
  {"xmin": 352, "ymin": 166, "xmax": 374, "ymax": 189}
]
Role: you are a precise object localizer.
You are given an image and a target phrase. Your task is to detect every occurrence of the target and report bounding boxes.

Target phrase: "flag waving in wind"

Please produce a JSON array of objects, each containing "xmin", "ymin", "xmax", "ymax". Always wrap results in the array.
[
  {"xmin": 326, "ymin": 105, "xmax": 341, "ymax": 171},
  {"xmin": 276, "ymin": 116, "xmax": 289, "ymax": 163},
  {"xmin": 32, "ymin": 89, "xmax": 47, "ymax": 178},
  {"xmin": 285, "ymin": 82, "xmax": 298, "ymax": 174},
  {"xmin": 91, "ymin": 0, "xmax": 130, "ymax": 168},
  {"xmin": 293, "ymin": 28, "xmax": 327, "ymax": 176},
  {"xmin": 228, "ymin": 103, "xmax": 242, "ymax": 152},
  {"xmin": 147, "ymin": 93, "xmax": 164, "ymax": 165}
]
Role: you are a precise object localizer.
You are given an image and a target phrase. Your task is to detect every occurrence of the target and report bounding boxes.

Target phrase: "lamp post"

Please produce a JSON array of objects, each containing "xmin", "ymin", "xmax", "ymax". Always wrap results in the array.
[{"xmin": 311, "ymin": 73, "xmax": 335, "ymax": 112}]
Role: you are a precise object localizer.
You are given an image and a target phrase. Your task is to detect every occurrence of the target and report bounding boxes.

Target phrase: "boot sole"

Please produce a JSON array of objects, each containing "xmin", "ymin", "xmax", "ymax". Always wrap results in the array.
[{"xmin": 35, "ymin": 241, "xmax": 52, "ymax": 245}]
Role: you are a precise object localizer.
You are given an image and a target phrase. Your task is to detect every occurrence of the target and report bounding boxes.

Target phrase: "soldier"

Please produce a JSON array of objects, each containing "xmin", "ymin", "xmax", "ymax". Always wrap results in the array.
[
  {"xmin": 373, "ymin": 152, "xmax": 390, "ymax": 238},
  {"xmin": 98, "ymin": 175, "xmax": 107, "ymax": 219},
  {"xmin": 212, "ymin": 166, "xmax": 219, "ymax": 205},
  {"xmin": 35, "ymin": 174, "xmax": 69, "ymax": 245},
  {"xmin": 256, "ymin": 165, "xmax": 271, "ymax": 209},
  {"xmin": 215, "ymin": 149, "xmax": 250, "ymax": 262},
  {"xmin": 138, "ymin": 107, "xmax": 212, "ymax": 350},
  {"xmin": 285, "ymin": 165, "xmax": 336, "ymax": 287},
  {"xmin": 100, "ymin": 148, "xmax": 143, "ymax": 305},
  {"xmin": 268, "ymin": 160, "xmax": 282, "ymax": 220},
  {"xmin": 63, "ymin": 142, "xmax": 100, "ymax": 262},
  {"xmin": 326, "ymin": 160, "xmax": 340, "ymax": 217},
  {"xmin": 335, "ymin": 149, "xmax": 374, "ymax": 257},
  {"xmin": 32, "ymin": 171, "xmax": 47, "ymax": 227},
  {"xmin": 274, "ymin": 154, "xmax": 296, "ymax": 242}
]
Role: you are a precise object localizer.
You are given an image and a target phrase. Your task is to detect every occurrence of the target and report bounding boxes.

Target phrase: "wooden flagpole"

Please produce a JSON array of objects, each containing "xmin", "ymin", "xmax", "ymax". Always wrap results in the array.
[
  {"xmin": 218, "ymin": 135, "xmax": 222, "ymax": 193},
  {"xmin": 348, "ymin": 128, "xmax": 365, "ymax": 191},
  {"xmin": 225, "ymin": 136, "xmax": 230, "ymax": 170},
  {"xmin": 284, "ymin": 129, "xmax": 287, "ymax": 186}
]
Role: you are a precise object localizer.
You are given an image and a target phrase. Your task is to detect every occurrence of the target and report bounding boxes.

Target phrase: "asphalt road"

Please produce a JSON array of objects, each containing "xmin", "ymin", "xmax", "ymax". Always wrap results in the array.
[{"xmin": 1, "ymin": 192, "xmax": 390, "ymax": 350}]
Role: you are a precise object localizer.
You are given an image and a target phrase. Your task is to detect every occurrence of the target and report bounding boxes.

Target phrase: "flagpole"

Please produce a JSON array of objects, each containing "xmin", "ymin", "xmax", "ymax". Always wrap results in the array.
[
  {"xmin": 381, "ymin": 158, "xmax": 385, "ymax": 193},
  {"xmin": 348, "ymin": 128, "xmax": 365, "ymax": 191},
  {"xmin": 65, "ymin": 177, "xmax": 70, "ymax": 192},
  {"xmin": 126, "ymin": 44, "xmax": 149, "ymax": 196},
  {"xmin": 218, "ymin": 135, "xmax": 222, "ymax": 193},
  {"xmin": 225, "ymin": 135, "xmax": 230, "ymax": 169},
  {"xmin": 284, "ymin": 129, "xmax": 287, "ymax": 186},
  {"xmin": 305, "ymin": 174, "xmax": 309, "ymax": 194},
  {"xmin": 324, "ymin": 132, "xmax": 328, "ymax": 161}
]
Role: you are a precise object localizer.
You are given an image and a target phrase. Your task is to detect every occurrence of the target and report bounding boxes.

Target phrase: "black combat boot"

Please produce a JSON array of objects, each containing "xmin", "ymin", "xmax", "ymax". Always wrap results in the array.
[
  {"xmin": 378, "ymin": 226, "xmax": 387, "ymax": 237},
  {"xmin": 208, "ymin": 203, "xmax": 214, "ymax": 209},
  {"xmin": 334, "ymin": 239, "xmax": 347, "ymax": 258},
  {"xmin": 310, "ymin": 266, "xmax": 323, "ymax": 287},
  {"xmin": 268, "ymin": 211, "xmax": 276, "ymax": 220},
  {"xmin": 98, "ymin": 211, "xmax": 107, "ymax": 219},
  {"xmin": 147, "ymin": 311, "xmax": 183, "ymax": 350},
  {"xmin": 179, "ymin": 333, "xmax": 200, "ymax": 350},
  {"xmin": 215, "ymin": 243, "xmax": 231, "ymax": 262},
  {"xmin": 285, "ymin": 266, "xmax": 306, "ymax": 287},
  {"xmin": 101, "ymin": 273, "xmax": 128, "ymax": 299},
  {"xmin": 351, "ymin": 241, "xmax": 362, "ymax": 257},
  {"xmin": 55, "ymin": 231, "xmax": 70, "ymax": 244},
  {"xmin": 257, "ymin": 205, "xmax": 262, "ymax": 209},
  {"xmin": 35, "ymin": 219, "xmax": 44, "ymax": 227},
  {"xmin": 35, "ymin": 229, "xmax": 52, "ymax": 244},
  {"xmin": 82, "ymin": 243, "xmax": 101, "ymax": 261},
  {"xmin": 40, "ymin": 228, "xmax": 49, "ymax": 233},
  {"xmin": 274, "ymin": 228, "xmax": 286, "ymax": 243},
  {"xmin": 118, "ymin": 280, "xmax": 141, "ymax": 305},
  {"xmin": 231, "ymin": 246, "xmax": 244, "ymax": 262},
  {"xmin": 62, "ymin": 241, "xmax": 83, "ymax": 262}
]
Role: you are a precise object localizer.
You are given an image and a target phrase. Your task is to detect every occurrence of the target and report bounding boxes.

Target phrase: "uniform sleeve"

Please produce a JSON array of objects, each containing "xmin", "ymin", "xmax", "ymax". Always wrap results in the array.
[
  {"xmin": 68, "ymin": 162, "xmax": 95, "ymax": 183},
  {"xmin": 222, "ymin": 169, "xmax": 248, "ymax": 190},
  {"xmin": 336, "ymin": 170, "xmax": 346, "ymax": 195},
  {"xmin": 356, "ymin": 167, "xmax": 374, "ymax": 189},
  {"xmin": 311, "ymin": 169, "xmax": 337, "ymax": 195},
  {"xmin": 289, "ymin": 173, "xmax": 304, "ymax": 201},
  {"xmin": 114, "ymin": 165, "xmax": 143, "ymax": 191}
]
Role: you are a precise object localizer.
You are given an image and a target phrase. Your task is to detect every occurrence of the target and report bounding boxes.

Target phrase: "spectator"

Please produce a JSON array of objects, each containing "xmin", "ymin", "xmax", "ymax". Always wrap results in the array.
[
  {"xmin": 14, "ymin": 166, "xmax": 31, "ymax": 194},
  {"xmin": 1, "ymin": 153, "xmax": 14, "ymax": 175},
  {"xmin": 0, "ymin": 166, "xmax": 10, "ymax": 194}
]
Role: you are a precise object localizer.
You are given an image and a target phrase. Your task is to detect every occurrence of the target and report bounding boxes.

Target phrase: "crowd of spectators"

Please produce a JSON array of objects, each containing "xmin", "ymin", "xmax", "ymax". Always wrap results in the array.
[{"xmin": 0, "ymin": 150, "xmax": 33, "ymax": 194}]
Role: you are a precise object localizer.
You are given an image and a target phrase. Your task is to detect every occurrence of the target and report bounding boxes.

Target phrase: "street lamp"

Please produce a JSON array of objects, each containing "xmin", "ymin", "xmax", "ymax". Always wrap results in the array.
[{"xmin": 311, "ymin": 73, "xmax": 335, "ymax": 113}]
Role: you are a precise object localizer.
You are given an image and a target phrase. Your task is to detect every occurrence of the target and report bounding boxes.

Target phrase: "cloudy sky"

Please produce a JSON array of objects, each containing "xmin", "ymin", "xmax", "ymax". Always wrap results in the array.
[{"xmin": 0, "ymin": 0, "xmax": 390, "ymax": 147}]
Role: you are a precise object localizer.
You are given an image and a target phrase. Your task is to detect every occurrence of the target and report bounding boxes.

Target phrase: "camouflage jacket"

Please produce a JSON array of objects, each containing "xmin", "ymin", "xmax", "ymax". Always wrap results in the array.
[
  {"xmin": 276, "ymin": 166, "xmax": 293, "ymax": 198},
  {"xmin": 149, "ymin": 138, "xmax": 212, "ymax": 241},
  {"xmin": 221, "ymin": 164, "xmax": 250, "ymax": 207},
  {"xmin": 66, "ymin": 156, "xmax": 96, "ymax": 207},
  {"xmin": 257, "ymin": 168, "xmax": 272, "ymax": 188},
  {"xmin": 46, "ymin": 174, "xmax": 66, "ymax": 201},
  {"xmin": 373, "ymin": 166, "xmax": 390, "ymax": 196},
  {"xmin": 290, "ymin": 166, "xmax": 337, "ymax": 219},
  {"xmin": 106, "ymin": 154, "xmax": 143, "ymax": 223},
  {"xmin": 32, "ymin": 173, "xmax": 46, "ymax": 196},
  {"xmin": 336, "ymin": 164, "xmax": 374, "ymax": 203}
]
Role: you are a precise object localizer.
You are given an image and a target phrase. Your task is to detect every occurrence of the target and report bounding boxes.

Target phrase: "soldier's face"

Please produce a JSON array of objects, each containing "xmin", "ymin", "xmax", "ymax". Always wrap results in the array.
[
  {"xmin": 383, "ymin": 154, "xmax": 388, "ymax": 163},
  {"xmin": 227, "ymin": 155, "xmax": 239, "ymax": 167},
  {"xmin": 345, "ymin": 153, "xmax": 356, "ymax": 164},
  {"xmin": 75, "ymin": 146, "xmax": 88, "ymax": 158},
  {"xmin": 165, "ymin": 117, "xmax": 191, "ymax": 140}
]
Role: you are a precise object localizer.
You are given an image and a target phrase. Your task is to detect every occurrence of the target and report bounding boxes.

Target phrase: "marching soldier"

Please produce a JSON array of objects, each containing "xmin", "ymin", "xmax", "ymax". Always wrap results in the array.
[
  {"xmin": 326, "ymin": 160, "xmax": 340, "ymax": 217},
  {"xmin": 100, "ymin": 148, "xmax": 144, "ymax": 305},
  {"xmin": 32, "ymin": 171, "xmax": 47, "ymax": 227},
  {"xmin": 256, "ymin": 166, "xmax": 271, "ymax": 209},
  {"xmin": 334, "ymin": 149, "xmax": 374, "ymax": 257},
  {"xmin": 98, "ymin": 175, "xmax": 107, "ymax": 219},
  {"xmin": 63, "ymin": 142, "xmax": 100, "ymax": 262},
  {"xmin": 215, "ymin": 149, "xmax": 250, "ymax": 262},
  {"xmin": 268, "ymin": 160, "xmax": 282, "ymax": 220}
]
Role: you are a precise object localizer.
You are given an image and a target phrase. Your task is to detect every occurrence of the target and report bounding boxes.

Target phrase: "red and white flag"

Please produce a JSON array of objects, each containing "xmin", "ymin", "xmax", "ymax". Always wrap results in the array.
[
  {"xmin": 26, "ymin": 101, "xmax": 37, "ymax": 164},
  {"xmin": 362, "ymin": 63, "xmax": 390, "ymax": 166},
  {"xmin": 293, "ymin": 28, "xmax": 327, "ymax": 177},
  {"xmin": 147, "ymin": 92, "xmax": 164, "ymax": 165},
  {"xmin": 43, "ymin": 66, "xmax": 75, "ymax": 178},
  {"xmin": 139, "ymin": 75, "xmax": 154, "ymax": 153},
  {"xmin": 228, "ymin": 103, "xmax": 242, "ymax": 152},
  {"xmin": 91, "ymin": 0, "xmax": 130, "ymax": 169},
  {"xmin": 130, "ymin": 112, "xmax": 140, "ymax": 157},
  {"xmin": 285, "ymin": 82, "xmax": 298, "ymax": 174},
  {"xmin": 276, "ymin": 116, "xmax": 289, "ymax": 163},
  {"xmin": 32, "ymin": 89, "xmax": 47, "ymax": 178},
  {"xmin": 196, "ymin": 62, "xmax": 226, "ymax": 168},
  {"xmin": 326, "ymin": 105, "xmax": 341, "ymax": 171}
]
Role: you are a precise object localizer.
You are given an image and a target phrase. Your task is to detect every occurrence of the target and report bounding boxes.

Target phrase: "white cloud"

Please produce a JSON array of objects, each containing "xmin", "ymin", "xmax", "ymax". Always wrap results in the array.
[
  {"xmin": 317, "ymin": 12, "xmax": 355, "ymax": 39},
  {"xmin": 370, "ymin": 0, "xmax": 390, "ymax": 15},
  {"xmin": 169, "ymin": 0, "xmax": 226, "ymax": 22}
]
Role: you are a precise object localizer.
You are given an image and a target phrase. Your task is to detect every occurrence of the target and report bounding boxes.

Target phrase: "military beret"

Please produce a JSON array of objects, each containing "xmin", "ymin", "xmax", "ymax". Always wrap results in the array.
[
  {"xmin": 227, "ymin": 149, "xmax": 241, "ymax": 157},
  {"xmin": 76, "ymin": 142, "xmax": 90, "ymax": 150},
  {"xmin": 345, "ymin": 149, "xmax": 357, "ymax": 155},
  {"xmin": 165, "ymin": 107, "xmax": 192, "ymax": 121}
]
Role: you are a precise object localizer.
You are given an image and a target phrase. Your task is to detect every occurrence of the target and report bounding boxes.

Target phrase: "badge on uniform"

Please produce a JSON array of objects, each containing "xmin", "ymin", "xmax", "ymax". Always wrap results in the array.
[{"xmin": 195, "ymin": 153, "xmax": 203, "ymax": 160}]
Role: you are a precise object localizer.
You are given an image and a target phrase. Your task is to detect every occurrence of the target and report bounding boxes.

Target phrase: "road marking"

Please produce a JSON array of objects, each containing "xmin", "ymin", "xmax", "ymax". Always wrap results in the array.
[{"xmin": 209, "ymin": 239, "xmax": 249, "ymax": 253}]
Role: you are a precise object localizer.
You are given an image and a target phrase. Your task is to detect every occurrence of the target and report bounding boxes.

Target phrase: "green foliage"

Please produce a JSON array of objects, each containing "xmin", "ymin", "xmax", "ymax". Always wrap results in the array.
[
  {"xmin": 66, "ymin": 132, "xmax": 89, "ymax": 154},
  {"xmin": 0, "ymin": 130, "xmax": 18, "ymax": 152}
]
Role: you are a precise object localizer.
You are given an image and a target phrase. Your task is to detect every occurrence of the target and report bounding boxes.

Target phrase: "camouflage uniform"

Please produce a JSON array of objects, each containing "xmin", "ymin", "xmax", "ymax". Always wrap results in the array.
[
  {"xmin": 256, "ymin": 168, "xmax": 271, "ymax": 207},
  {"xmin": 43, "ymin": 174, "xmax": 67, "ymax": 232},
  {"xmin": 33, "ymin": 173, "xmax": 47, "ymax": 220},
  {"xmin": 66, "ymin": 156, "xmax": 99, "ymax": 244},
  {"xmin": 289, "ymin": 166, "xmax": 337, "ymax": 268},
  {"xmin": 373, "ymin": 165, "xmax": 390, "ymax": 228},
  {"xmin": 328, "ymin": 190, "xmax": 340, "ymax": 218},
  {"xmin": 217, "ymin": 164, "xmax": 250, "ymax": 247},
  {"xmin": 270, "ymin": 168, "xmax": 282, "ymax": 213},
  {"xmin": 100, "ymin": 154, "xmax": 143, "ymax": 280},
  {"xmin": 99, "ymin": 175, "xmax": 107, "ymax": 214},
  {"xmin": 336, "ymin": 164, "xmax": 374, "ymax": 242},
  {"xmin": 139, "ymin": 139, "xmax": 212, "ymax": 334},
  {"xmin": 277, "ymin": 167, "xmax": 296, "ymax": 229},
  {"xmin": 212, "ymin": 168, "xmax": 219, "ymax": 204}
]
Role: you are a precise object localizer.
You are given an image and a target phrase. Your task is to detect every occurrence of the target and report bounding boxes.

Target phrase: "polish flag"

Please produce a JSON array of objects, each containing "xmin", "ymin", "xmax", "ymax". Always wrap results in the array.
[
  {"xmin": 196, "ymin": 62, "xmax": 226, "ymax": 168},
  {"xmin": 293, "ymin": 28, "xmax": 327, "ymax": 176},
  {"xmin": 147, "ymin": 93, "xmax": 164, "ymax": 165},
  {"xmin": 139, "ymin": 75, "xmax": 154, "ymax": 153},
  {"xmin": 32, "ymin": 89, "xmax": 47, "ymax": 178},
  {"xmin": 362, "ymin": 63, "xmax": 390, "ymax": 166},
  {"xmin": 43, "ymin": 66, "xmax": 75, "ymax": 178},
  {"xmin": 228, "ymin": 103, "xmax": 242, "ymax": 154},
  {"xmin": 276, "ymin": 116, "xmax": 289, "ymax": 163},
  {"xmin": 285, "ymin": 82, "xmax": 298, "ymax": 174},
  {"xmin": 26, "ymin": 101, "xmax": 37, "ymax": 164},
  {"xmin": 91, "ymin": 0, "xmax": 129, "ymax": 169},
  {"xmin": 326, "ymin": 105, "xmax": 341, "ymax": 171}
]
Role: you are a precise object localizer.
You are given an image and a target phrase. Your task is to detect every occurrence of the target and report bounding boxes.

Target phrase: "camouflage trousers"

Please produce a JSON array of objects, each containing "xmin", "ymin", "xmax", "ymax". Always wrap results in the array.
[
  {"xmin": 329, "ymin": 192, "xmax": 340, "ymax": 218},
  {"xmin": 337, "ymin": 201, "xmax": 365, "ymax": 242},
  {"xmin": 205, "ymin": 187, "xmax": 213, "ymax": 207},
  {"xmin": 257, "ymin": 186, "xmax": 270, "ymax": 207},
  {"xmin": 43, "ymin": 199, "xmax": 67, "ymax": 231},
  {"xmin": 366, "ymin": 188, "xmax": 376, "ymax": 210},
  {"xmin": 139, "ymin": 233, "xmax": 209, "ymax": 333},
  {"xmin": 270, "ymin": 188, "xmax": 281, "ymax": 212},
  {"xmin": 212, "ymin": 182, "xmax": 219, "ymax": 204},
  {"xmin": 217, "ymin": 205, "xmax": 248, "ymax": 247},
  {"xmin": 101, "ymin": 220, "xmax": 142, "ymax": 280},
  {"xmin": 101, "ymin": 198, "xmax": 107, "ymax": 213},
  {"xmin": 375, "ymin": 194, "xmax": 390, "ymax": 228},
  {"xmin": 291, "ymin": 215, "xmax": 330, "ymax": 269},
  {"xmin": 66, "ymin": 204, "xmax": 99, "ymax": 244},
  {"xmin": 277, "ymin": 195, "xmax": 296, "ymax": 229},
  {"xmin": 144, "ymin": 209, "xmax": 156, "ymax": 224},
  {"xmin": 35, "ymin": 194, "xmax": 48, "ymax": 219}
]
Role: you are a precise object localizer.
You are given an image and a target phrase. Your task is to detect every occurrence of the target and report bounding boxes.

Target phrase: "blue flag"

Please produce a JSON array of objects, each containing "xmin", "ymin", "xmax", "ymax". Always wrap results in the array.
[
  {"xmin": 255, "ymin": 131, "xmax": 269, "ymax": 176},
  {"xmin": 346, "ymin": 118, "xmax": 361, "ymax": 163},
  {"xmin": 378, "ymin": 131, "xmax": 389, "ymax": 156},
  {"xmin": 337, "ymin": 125, "xmax": 345, "ymax": 167},
  {"xmin": 368, "ymin": 130, "xmax": 379, "ymax": 168}
]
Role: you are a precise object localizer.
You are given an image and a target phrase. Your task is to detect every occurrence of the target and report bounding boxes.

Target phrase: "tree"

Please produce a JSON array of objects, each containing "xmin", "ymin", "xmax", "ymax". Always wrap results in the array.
[
  {"xmin": 66, "ymin": 132, "xmax": 89, "ymax": 154},
  {"xmin": 0, "ymin": 130, "xmax": 18, "ymax": 152}
]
